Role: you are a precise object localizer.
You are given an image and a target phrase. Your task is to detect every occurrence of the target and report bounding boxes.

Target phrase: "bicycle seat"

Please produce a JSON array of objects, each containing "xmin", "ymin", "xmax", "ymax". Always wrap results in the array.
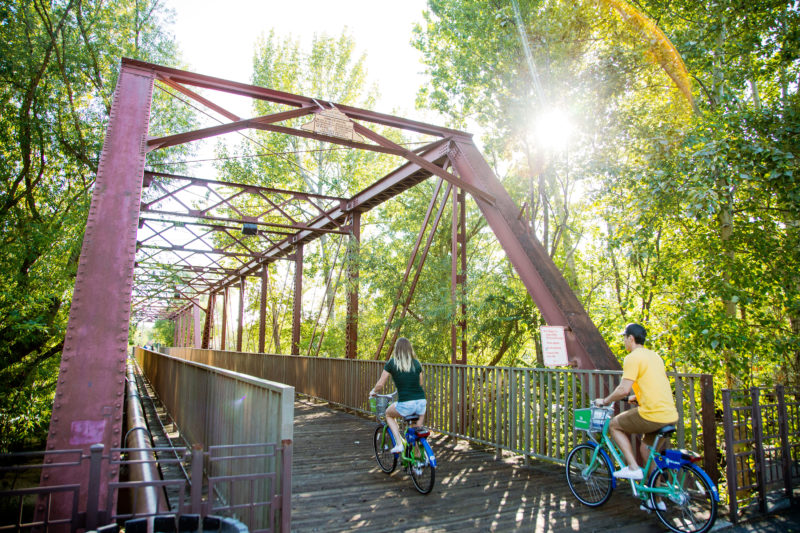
[
  {"xmin": 656, "ymin": 425, "xmax": 677, "ymax": 436},
  {"xmin": 404, "ymin": 415, "xmax": 420, "ymax": 423}
]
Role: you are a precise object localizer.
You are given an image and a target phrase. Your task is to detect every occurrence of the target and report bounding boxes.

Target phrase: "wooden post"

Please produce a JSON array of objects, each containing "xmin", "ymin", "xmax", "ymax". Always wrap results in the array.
[
  {"xmin": 776, "ymin": 385, "xmax": 793, "ymax": 501},
  {"xmin": 700, "ymin": 374, "xmax": 719, "ymax": 483},
  {"xmin": 751, "ymin": 387, "xmax": 767, "ymax": 513}
]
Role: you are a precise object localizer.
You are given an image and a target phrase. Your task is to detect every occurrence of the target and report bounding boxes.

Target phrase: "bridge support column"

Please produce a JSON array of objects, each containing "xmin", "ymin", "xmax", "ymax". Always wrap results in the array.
[
  {"xmin": 259, "ymin": 264, "xmax": 268, "ymax": 353},
  {"xmin": 292, "ymin": 245, "xmax": 303, "ymax": 355},
  {"xmin": 193, "ymin": 302, "xmax": 202, "ymax": 348},
  {"xmin": 451, "ymin": 187, "xmax": 467, "ymax": 365},
  {"xmin": 221, "ymin": 287, "xmax": 228, "ymax": 350},
  {"xmin": 40, "ymin": 62, "xmax": 155, "ymax": 524},
  {"xmin": 236, "ymin": 276, "xmax": 246, "ymax": 351},
  {"xmin": 201, "ymin": 293, "xmax": 215, "ymax": 349},
  {"xmin": 346, "ymin": 212, "xmax": 360, "ymax": 359}
]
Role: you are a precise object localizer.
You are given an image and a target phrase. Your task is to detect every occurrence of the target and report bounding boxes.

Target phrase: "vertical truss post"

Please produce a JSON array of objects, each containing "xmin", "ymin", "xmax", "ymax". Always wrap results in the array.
[
  {"xmin": 221, "ymin": 287, "xmax": 228, "ymax": 350},
  {"xmin": 193, "ymin": 303, "xmax": 202, "ymax": 348},
  {"xmin": 173, "ymin": 318, "xmax": 178, "ymax": 347},
  {"xmin": 201, "ymin": 293, "xmax": 215, "ymax": 349},
  {"xmin": 40, "ymin": 62, "xmax": 155, "ymax": 523},
  {"xmin": 183, "ymin": 308, "xmax": 190, "ymax": 346},
  {"xmin": 292, "ymin": 245, "xmax": 304, "ymax": 355},
  {"xmin": 346, "ymin": 212, "xmax": 361, "ymax": 359},
  {"xmin": 178, "ymin": 309, "xmax": 185, "ymax": 346},
  {"xmin": 259, "ymin": 263, "xmax": 268, "ymax": 353},
  {"xmin": 451, "ymin": 187, "xmax": 467, "ymax": 365},
  {"xmin": 236, "ymin": 276, "xmax": 246, "ymax": 351}
]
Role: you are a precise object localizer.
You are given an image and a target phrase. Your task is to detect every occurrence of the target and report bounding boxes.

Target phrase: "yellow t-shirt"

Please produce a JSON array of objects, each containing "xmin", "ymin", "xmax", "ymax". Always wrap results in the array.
[{"xmin": 622, "ymin": 347, "xmax": 678, "ymax": 424}]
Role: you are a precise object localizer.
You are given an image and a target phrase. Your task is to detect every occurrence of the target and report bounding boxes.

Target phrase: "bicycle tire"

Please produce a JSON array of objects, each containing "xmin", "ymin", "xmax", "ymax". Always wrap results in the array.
[
  {"xmin": 647, "ymin": 463, "xmax": 717, "ymax": 533},
  {"xmin": 565, "ymin": 443, "xmax": 614, "ymax": 506},
  {"xmin": 409, "ymin": 440, "xmax": 435, "ymax": 494},
  {"xmin": 373, "ymin": 425, "xmax": 397, "ymax": 473}
]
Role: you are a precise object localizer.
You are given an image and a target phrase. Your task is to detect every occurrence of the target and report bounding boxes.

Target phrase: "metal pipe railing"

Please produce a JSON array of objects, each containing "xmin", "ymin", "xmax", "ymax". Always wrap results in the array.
[{"xmin": 125, "ymin": 362, "xmax": 168, "ymax": 518}]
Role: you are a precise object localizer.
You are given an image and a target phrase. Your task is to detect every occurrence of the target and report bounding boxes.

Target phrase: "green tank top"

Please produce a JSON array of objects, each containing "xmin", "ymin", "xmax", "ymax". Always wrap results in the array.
[{"xmin": 384, "ymin": 358, "xmax": 426, "ymax": 402}]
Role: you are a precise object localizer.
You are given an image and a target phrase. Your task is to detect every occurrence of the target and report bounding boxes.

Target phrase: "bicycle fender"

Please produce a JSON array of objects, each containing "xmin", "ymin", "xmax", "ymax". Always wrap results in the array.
[
  {"xmin": 654, "ymin": 453, "xmax": 720, "ymax": 502},
  {"xmin": 421, "ymin": 438, "xmax": 437, "ymax": 468},
  {"xmin": 688, "ymin": 463, "xmax": 720, "ymax": 502},
  {"xmin": 584, "ymin": 441, "xmax": 617, "ymax": 489}
]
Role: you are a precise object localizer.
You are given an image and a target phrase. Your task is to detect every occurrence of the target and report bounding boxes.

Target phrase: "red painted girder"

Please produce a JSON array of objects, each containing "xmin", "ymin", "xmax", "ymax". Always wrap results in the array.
[
  {"xmin": 158, "ymin": 75, "xmax": 241, "ymax": 121},
  {"xmin": 448, "ymin": 140, "xmax": 619, "ymax": 371},
  {"xmin": 351, "ymin": 121, "xmax": 494, "ymax": 205},
  {"xmin": 41, "ymin": 63, "xmax": 156, "ymax": 522},
  {"xmin": 124, "ymin": 58, "xmax": 472, "ymax": 138},
  {"xmin": 146, "ymin": 106, "xmax": 315, "ymax": 151},
  {"xmin": 144, "ymin": 171, "xmax": 348, "ymax": 202}
]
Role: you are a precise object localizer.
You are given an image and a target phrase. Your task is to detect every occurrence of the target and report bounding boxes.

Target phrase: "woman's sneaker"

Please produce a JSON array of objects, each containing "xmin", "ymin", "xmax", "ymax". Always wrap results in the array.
[
  {"xmin": 613, "ymin": 466, "xmax": 644, "ymax": 480},
  {"xmin": 390, "ymin": 443, "xmax": 404, "ymax": 454}
]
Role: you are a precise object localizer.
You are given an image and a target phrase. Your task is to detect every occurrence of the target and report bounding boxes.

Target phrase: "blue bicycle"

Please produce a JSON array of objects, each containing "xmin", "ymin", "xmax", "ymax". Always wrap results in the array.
[
  {"xmin": 566, "ymin": 405, "xmax": 719, "ymax": 533},
  {"xmin": 370, "ymin": 393, "xmax": 437, "ymax": 494}
]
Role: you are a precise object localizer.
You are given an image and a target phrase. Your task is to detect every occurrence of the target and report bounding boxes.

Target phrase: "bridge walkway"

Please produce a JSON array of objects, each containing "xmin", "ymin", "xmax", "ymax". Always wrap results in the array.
[{"xmin": 291, "ymin": 397, "xmax": 669, "ymax": 533}]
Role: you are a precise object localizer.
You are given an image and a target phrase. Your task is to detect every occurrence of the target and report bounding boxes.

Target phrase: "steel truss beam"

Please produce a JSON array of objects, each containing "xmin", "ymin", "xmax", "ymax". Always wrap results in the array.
[{"xmin": 48, "ymin": 59, "xmax": 619, "ymax": 527}]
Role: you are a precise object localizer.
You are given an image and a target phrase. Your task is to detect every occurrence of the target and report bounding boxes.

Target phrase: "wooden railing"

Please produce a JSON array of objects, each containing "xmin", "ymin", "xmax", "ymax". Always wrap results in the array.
[
  {"xmin": 722, "ymin": 385, "xmax": 800, "ymax": 522},
  {"xmin": 165, "ymin": 347, "xmax": 717, "ymax": 479}
]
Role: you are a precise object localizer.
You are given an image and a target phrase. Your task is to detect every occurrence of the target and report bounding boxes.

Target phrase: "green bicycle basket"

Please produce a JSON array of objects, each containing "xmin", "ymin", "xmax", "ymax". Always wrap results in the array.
[{"xmin": 574, "ymin": 407, "xmax": 610, "ymax": 431}]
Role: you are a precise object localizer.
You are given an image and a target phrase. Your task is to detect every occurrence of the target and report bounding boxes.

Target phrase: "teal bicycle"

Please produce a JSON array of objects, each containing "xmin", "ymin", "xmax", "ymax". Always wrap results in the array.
[
  {"xmin": 565, "ymin": 405, "xmax": 719, "ymax": 533},
  {"xmin": 370, "ymin": 393, "xmax": 437, "ymax": 494}
]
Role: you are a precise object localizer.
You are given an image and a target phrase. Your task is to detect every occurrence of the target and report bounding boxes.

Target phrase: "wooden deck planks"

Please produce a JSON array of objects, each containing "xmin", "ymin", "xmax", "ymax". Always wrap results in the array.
[{"xmin": 291, "ymin": 398, "xmax": 668, "ymax": 532}]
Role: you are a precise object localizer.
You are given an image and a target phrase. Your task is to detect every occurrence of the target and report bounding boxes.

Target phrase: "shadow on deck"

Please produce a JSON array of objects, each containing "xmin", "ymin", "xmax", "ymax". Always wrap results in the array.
[{"xmin": 291, "ymin": 398, "xmax": 673, "ymax": 532}]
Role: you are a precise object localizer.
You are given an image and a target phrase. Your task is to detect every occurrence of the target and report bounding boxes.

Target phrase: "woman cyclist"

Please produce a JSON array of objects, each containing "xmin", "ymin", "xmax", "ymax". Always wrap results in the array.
[{"xmin": 369, "ymin": 337, "xmax": 427, "ymax": 453}]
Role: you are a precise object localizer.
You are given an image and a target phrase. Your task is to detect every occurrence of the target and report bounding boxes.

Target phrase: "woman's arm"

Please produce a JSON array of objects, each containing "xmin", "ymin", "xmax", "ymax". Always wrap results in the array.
[{"xmin": 370, "ymin": 370, "xmax": 391, "ymax": 395}]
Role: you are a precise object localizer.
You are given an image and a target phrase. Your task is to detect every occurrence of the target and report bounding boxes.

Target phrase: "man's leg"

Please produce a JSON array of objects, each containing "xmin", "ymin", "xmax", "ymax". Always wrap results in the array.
[{"xmin": 610, "ymin": 416, "xmax": 640, "ymax": 470}]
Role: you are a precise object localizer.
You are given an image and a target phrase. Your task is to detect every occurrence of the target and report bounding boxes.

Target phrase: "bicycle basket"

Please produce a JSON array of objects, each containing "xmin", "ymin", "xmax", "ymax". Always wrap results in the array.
[
  {"xmin": 574, "ymin": 407, "xmax": 611, "ymax": 431},
  {"xmin": 374, "ymin": 396, "xmax": 390, "ymax": 418}
]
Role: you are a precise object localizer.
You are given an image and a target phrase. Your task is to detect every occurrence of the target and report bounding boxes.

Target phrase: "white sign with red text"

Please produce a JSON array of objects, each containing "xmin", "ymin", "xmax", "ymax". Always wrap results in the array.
[{"xmin": 541, "ymin": 326, "xmax": 569, "ymax": 367}]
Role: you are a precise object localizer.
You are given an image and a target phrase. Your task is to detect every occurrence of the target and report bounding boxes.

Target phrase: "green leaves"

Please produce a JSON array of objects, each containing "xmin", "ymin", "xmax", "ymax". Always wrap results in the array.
[{"xmin": 0, "ymin": 0, "xmax": 183, "ymax": 451}]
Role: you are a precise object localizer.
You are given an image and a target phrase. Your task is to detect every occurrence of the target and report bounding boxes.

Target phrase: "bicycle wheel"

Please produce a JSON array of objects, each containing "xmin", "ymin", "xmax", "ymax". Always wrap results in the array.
[
  {"xmin": 647, "ymin": 464, "xmax": 717, "ymax": 533},
  {"xmin": 565, "ymin": 443, "xmax": 614, "ymax": 506},
  {"xmin": 409, "ymin": 441, "xmax": 435, "ymax": 494},
  {"xmin": 373, "ymin": 425, "xmax": 397, "ymax": 473}
]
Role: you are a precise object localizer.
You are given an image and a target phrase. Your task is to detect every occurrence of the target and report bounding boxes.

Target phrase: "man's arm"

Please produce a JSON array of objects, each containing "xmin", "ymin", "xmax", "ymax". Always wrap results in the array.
[{"xmin": 595, "ymin": 378, "xmax": 634, "ymax": 406}]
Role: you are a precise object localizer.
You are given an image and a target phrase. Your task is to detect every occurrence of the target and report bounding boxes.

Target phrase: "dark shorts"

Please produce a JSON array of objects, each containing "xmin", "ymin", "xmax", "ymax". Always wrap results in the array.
[{"xmin": 613, "ymin": 407, "xmax": 676, "ymax": 446}]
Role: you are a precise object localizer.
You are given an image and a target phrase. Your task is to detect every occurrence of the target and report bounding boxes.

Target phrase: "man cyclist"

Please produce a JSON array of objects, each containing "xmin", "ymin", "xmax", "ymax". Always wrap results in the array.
[{"xmin": 594, "ymin": 323, "xmax": 678, "ymax": 483}]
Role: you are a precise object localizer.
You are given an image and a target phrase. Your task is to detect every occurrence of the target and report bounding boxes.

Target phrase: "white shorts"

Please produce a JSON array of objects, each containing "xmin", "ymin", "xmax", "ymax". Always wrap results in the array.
[{"xmin": 393, "ymin": 399, "xmax": 427, "ymax": 417}]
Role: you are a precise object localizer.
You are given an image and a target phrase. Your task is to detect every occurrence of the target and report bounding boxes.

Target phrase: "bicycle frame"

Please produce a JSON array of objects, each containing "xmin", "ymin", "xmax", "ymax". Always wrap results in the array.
[
  {"xmin": 585, "ymin": 413, "xmax": 718, "ymax": 502},
  {"xmin": 377, "ymin": 419, "xmax": 438, "ymax": 469}
]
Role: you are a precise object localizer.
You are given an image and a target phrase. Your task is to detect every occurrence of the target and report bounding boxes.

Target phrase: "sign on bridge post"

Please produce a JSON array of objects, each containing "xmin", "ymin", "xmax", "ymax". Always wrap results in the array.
[{"xmin": 541, "ymin": 325, "xmax": 569, "ymax": 367}]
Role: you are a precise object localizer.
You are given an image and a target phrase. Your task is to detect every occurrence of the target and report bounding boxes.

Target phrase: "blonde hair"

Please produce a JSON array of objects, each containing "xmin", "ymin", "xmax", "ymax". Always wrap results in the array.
[{"xmin": 392, "ymin": 337, "xmax": 417, "ymax": 373}]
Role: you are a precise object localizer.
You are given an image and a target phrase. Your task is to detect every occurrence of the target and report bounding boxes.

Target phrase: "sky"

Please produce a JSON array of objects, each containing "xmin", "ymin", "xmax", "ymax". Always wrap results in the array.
[{"xmin": 167, "ymin": 0, "xmax": 431, "ymax": 120}]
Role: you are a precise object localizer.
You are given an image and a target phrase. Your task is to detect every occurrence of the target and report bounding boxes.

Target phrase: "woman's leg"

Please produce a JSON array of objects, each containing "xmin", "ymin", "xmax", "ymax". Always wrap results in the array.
[{"xmin": 384, "ymin": 404, "xmax": 404, "ymax": 445}]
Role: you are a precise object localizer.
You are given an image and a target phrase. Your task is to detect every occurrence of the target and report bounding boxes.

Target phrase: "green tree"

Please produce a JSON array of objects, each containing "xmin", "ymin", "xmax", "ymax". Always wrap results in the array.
[
  {"xmin": 413, "ymin": 0, "xmax": 800, "ymax": 384},
  {"xmin": 0, "ymin": 0, "xmax": 186, "ymax": 451}
]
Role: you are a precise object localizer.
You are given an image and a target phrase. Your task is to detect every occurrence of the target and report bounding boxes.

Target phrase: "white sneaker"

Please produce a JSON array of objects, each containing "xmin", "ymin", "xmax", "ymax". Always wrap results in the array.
[
  {"xmin": 390, "ymin": 443, "xmax": 403, "ymax": 454},
  {"xmin": 640, "ymin": 500, "xmax": 667, "ymax": 512},
  {"xmin": 613, "ymin": 466, "xmax": 644, "ymax": 480}
]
